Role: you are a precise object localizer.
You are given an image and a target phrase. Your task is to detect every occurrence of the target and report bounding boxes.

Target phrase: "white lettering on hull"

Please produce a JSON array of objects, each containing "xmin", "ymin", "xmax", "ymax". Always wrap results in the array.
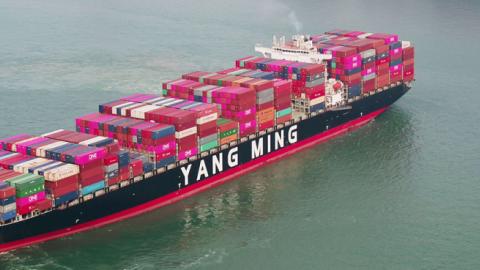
[{"xmin": 180, "ymin": 125, "xmax": 298, "ymax": 186}]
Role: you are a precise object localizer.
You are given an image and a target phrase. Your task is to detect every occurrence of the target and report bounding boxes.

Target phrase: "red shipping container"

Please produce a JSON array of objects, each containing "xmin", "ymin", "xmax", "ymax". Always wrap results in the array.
[
  {"xmin": 390, "ymin": 70, "xmax": 402, "ymax": 83},
  {"xmin": 198, "ymin": 126, "xmax": 217, "ymax": 137},
  {"xmin": 156, "ymin": 148, "xmax": 176, "ymax": 161},
  {"xmin": 119, "ymin": 167, "xmax": 130, "ymax": 181},
  {"xmin": 403, "ymin": 58, "xmax": 414, "ymax": 67},
  {"xmin": 376, "ymin": 74, "xmax": 390, "ymax": 88},
  {"xmin": 78, "ymin": 158, "xmax": 104, "ymax": 170},
  {"xmin": 107, "ymin": 176, "xmax": 121, "ymax": 186},
  {"xmin": 36, "ymin": 198, "xmax": 53, "ymax": 211},
  {"xmin": 197, "ymin": 121, "xmax": 217, "ymax": 132},
  {"xmin": 47, "ymin": 182, "xmax": 79, "ymax": 198},
  {"xmin": 45, "ymin": 174, "xmax": 79, "ymax": 189},
  {"xmin": 104, "ymin": 154, "xmax": 119, "ymax": 166},
  {"xmin": 80, "ymin": 173, "xmax": 105, "ymax": 187},
  {"xmin": 305, "ymin": 87, "xmax": 326, "ymax": 99},
  {"xmin": 403, "ymin": 66, "xmax": 415, "ymax": 81},
  {"xmin": 129, "ymin": 159, "xmax": 143, "ymax": 177},
  {"xmin": 403, "ymin": 46, "xmax": 414, "ymax": 59},
  {"xmin": 178, "ymin": 141, "xmax": 198, "ymax": 152},
  {"xmin": 258, "ymin": 120, "xmax": 275, "ymax": 131},
  {"xmin": 376, "ymin": 57, "xmax": 390, "ymax": 65},
  {"xmin": 324, "ymin": 45, "xmax": 357, "ymax": 57},
  {"xmin": 239, "ymin": 127, "xmax": 256, "ymax": 137},
  {"xmin": 79, "ymin": 166, "xmax": 104, "ymax": 180},
  {"xmin": 276, "ymin": 114, "xmax": 292, "ymax": 124},
  {"xmin": 300, "ymin": 64, "xmax": 325, "ymax": 76},
  {"xmin": 17, "ymin": 204, "xmax": 37, "ymax": 215},
  {"xmin": 256, "ymin": 101, "xmax": 275, "ymax": 111},
  {"xmin": 362, "ymin": 78, "xmax": 376, "ymax": 93},
  {"xmin": 375, "ymin": 44, "xmax": 389, "ymax": 54},
  {"xmin": 0, "ymin": 186, "xmax": 15, "ymax": 199},
  {"xmin": 362, "ymin": 61, "xmax": 375, "ymax": 70}
]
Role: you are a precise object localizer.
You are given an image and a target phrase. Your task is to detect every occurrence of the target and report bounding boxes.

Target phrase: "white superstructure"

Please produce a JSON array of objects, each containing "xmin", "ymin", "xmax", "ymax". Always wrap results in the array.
[{"xmin": 255, "ymin": 35, "xmax": 332, "ymax": 64}]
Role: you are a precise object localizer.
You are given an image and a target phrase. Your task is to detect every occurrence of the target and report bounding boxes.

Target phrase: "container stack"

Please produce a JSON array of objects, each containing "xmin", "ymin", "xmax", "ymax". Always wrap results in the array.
[
  {"xmin": 320, "ymin": 37, "xmax": 380, "ymax": 96},
  {"xmin": 121, "ymin": 95, "xmax": 220, "ymax": 153},
  {"xmin": 322, "ymin": 45, "xmax": 362, "ymax": 97},
  {"xmin": 233, "ymin": 57, "xmax": 326, "ymax": 113},
  {"xmin": 75, "ymin": 113, "xmax": 174, "ymax": 169},
  {"xmin": 0, "ymin": 132, "xmax": 110, "ymax": 198},
  {"xmin": 100, "ymin": 95, "xmax": 224, "ymax": 157},
  {"xmin": 0, "ymin": 151, "xmax": 79, "ymax": 209},
  {"xmin": 366, "ymin": 33, "xmax": 403, "ymax": 84},
  {"xmin": 183, "ymin": 103, "xmax": 219, "ymax": 152},
  {"xmin": 212, "ymin": 87, "xmax": 257, "ymax": 137},
  {"xmin": 182, "ymin": 71, "xmax": 292, "ymax": 128},
  {"xmin": 41, "ymin": 129, "xmax": 122, "ymax": 186},
  {"xmin": 217, "ymin": 68, "xmax": 293, "ymax": 124},
  {"xmin": 313, "ymin": 30, "xmax": 414, "ymax": 94},
  {"xmin": 0, "ymin": 168, "xmax": 18, "ymax": 222},
  {"xmin": 216, "ymin": 118, "xmax": 239, "ymax": 145},
  {"xmin": 162, "ymin": 79, "xmax": 203, "ymax": 100},
  {"xmin": 0, "ymin": 151, "xmax": 51, "ymax": 215},
  {"xmin": 143, "ymin": 107, "xmax": 198, "ymax": 160},
  {"xmin": 273, "ymin": 79, "xmax": 293, "ymax": 124},
  {"xmin": 402, "ymin": 44, "xmax": 414, "ymax": 81},
  {"xmin": 42, "ymin": 129, "xmax": 120, "ymax": 155},
  {"xmin": 218, "ymin": 67, "xmax": 292, "ymax": 125},
  {"xmin": 169, "ymin": 74, "xmax": 258, "ymax": 137}
]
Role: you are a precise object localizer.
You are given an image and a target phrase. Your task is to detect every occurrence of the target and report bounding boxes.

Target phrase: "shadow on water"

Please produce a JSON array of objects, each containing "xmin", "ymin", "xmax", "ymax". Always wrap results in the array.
[{"xmin": 0, "ymin": 105, "xmax": 416, "ymax": 270}]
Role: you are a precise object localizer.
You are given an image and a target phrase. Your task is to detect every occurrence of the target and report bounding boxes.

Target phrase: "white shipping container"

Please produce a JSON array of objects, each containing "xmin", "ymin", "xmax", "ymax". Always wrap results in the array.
[
  {"xmin": 41, "ymin": 129, "xmax": 65, "ymax": 138},
  {"xmin": 144, "ymin": 96, "xmax": 165, "ymax": 104},
  {"xmin": 44, "ymin": 164, "xmax": 80, "ymax": 181},
  {"xmin": 132, "ymin": 105, "xmax": 158, "ymax": 119},
  {"xmin": 37, "ymin": 141, "xmax": 68, "ymax": 157},
  {"xmin": 175, "ymin": 126, "xmax": 198, "ymax": 139},
  {"xmin": 111, "ymin": 102, "xmax": 135, "ymax": 115},
  {"xmin": 14, "ymin": 158, "xmax": 50, "ymax": 174},
  {"xmin": 33, "ymin": 161, "xmax": 63, "ymax": 175},
  {"xmin": 120, "ymin": 103, "xmax": 142, "ymax": 117},
  {"xmin": 358, "ymin": 33, "xmax": 373, "ymax": 39},
  {"xmin": 197, "ymin": 113, "xmax": 218, "ymax": 125},
  {"xmin": 0, "ymin": 203, "xmax": 16, "ymax": 214},
  {"xmin": 11, "ymin": 137, "xmax": 39, "ymax": 152},
  {"xmin": 309, "ymin": 96, "xmax": 326, "ymax": 106},
  {"xmin": 79, "ymin": 136, "xmax": 105, "ymax": 146}
]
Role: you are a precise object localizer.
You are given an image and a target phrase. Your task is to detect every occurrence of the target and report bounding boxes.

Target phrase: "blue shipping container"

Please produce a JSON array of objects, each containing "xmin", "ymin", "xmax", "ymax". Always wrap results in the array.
[
  {"xmin": 348, "ymin": 84, "xmax": 362, "ymax": 97},
  {"xmin": 0, "ymin": 210, "xmax": 16, "ymax": 222},
  {"xmin": 81, "ymin": 181, "xmax": 105, "ymax": 196},
  {"xmin": 54, "ymin": 191, "xmax": 79, "ymax": 207},
  {"xmin": 0, "ymin": 196, "xmax": 15, "ymax": 206}
]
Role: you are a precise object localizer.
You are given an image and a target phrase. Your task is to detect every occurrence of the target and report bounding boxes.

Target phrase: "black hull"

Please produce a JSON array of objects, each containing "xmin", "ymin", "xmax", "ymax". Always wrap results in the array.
[{"xmin": 0, "ymin": 84, "xmax": 409, "ymax": 248}]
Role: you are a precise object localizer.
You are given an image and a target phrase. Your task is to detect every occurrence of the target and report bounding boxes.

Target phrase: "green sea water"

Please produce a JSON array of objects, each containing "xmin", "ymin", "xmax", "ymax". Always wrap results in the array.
[{"xmin": 1, "ymin": 0, "xmax": 479, "ymax": 269}]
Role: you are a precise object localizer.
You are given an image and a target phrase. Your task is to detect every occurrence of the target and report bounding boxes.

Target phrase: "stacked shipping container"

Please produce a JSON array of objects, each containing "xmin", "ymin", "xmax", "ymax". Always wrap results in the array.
[
  {"xmin": 164, "ymin": 76, "xmax": 257, "ymax": 137},
  {"xmin": 76, "ymin": 113, "xmax": 174, "ymax": 169},
  {"xmin": 216, "ymin": 68, "xmax": 293, "ymax": 124},
  {"xmin": 123, "ymin": 94, "xmax": 220, "ymax": 153},
  {"xmin": 312, "ymin": 30, "xmax": 414, "ymax": 97},
  {"xmin": 234, "ymin": 57, "xmax": 326, "ymax": 113}
]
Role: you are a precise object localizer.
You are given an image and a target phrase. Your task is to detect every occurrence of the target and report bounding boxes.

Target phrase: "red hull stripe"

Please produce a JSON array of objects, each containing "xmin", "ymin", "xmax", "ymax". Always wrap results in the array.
[{"xmin": 0, "ymin": 107, "xmax": 387, "ymax": 253}]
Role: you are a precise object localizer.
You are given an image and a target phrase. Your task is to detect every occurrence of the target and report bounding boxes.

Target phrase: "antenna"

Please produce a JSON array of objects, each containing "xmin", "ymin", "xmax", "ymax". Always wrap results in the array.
[{"xmin": 273, "ymin": 35, "xmax": 277, "ymax": 46}]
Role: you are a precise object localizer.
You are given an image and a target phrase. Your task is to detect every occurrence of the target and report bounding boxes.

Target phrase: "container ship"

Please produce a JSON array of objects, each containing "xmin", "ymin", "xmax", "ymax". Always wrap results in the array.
[{"xmin": 0, "ymin": 30, "xmax": 415, "ymax": 252}]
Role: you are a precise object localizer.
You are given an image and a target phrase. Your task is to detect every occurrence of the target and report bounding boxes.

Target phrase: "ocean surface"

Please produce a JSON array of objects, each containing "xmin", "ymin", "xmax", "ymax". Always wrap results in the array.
[{"xmin": 1, "ymin": 0, "xmax": 479, "ymax": 269}]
